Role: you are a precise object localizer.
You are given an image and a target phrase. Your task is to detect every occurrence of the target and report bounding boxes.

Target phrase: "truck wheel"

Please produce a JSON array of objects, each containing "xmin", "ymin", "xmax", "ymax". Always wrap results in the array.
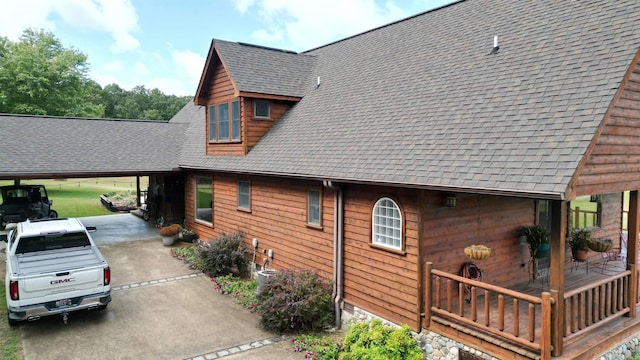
[
  {"xmin": 7, "ymin": 314, "xmax": 21, "ymax": 327},
  {"xmin": 49, "ymin": 210, "xmax": 58, "ymax": 218}
]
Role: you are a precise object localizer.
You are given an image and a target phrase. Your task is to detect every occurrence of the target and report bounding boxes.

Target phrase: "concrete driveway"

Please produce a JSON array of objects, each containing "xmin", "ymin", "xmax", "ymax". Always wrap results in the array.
[{"xmin": 3, "ymin": 214, "xmax": 303, "ymax": 360}]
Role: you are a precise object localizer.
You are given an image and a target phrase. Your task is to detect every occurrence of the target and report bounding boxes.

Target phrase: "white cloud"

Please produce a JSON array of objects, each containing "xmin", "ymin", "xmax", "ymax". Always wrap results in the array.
[
  {"xmin": 0, "ymin": 0, "xmax": 140, "ymax": 52},
  {"xmin": 103, "ymin": 60, "xmax": 125, "ymax": 73},
  {"xmin": 172, "ymin": 49, "xmax": 206, "ymax": 92},
  {"xmin": 145, "ymin": 77, "xmax": 191, "ymax": 97},
  {"xmin": 232, "ymin": 0, "xmax": 255, "ymax": 13},
  {"xmin": 89, "ymin": 71, "xmax": 123, "ymax": 88},
  {"xmin": 132, "ymin": 61, "xmax": 149, "ymax": 75},
  {"xmin": 236, "ymin": 0, "xmax": 410, "ymax": 51}
]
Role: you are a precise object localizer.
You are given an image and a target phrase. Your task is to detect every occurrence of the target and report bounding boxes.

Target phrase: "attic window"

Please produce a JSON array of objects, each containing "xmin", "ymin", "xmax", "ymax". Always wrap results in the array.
[{"xmin": 254, "ymin": 99, "xmax": 270, "ymax": 119}]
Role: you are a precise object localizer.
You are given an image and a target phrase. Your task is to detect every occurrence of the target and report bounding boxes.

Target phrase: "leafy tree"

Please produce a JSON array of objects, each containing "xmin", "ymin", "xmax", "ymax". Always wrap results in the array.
[
  {"xmin": 100, "ymin": 84, "xmax": 190, "ymax": 120},
  {"xmin": 0, "ymin": 28, "xmax": 190, "ymax": 121},
  {"xmin": 0, "ymin": 29, "xmax": 103, "ymax": 117}
]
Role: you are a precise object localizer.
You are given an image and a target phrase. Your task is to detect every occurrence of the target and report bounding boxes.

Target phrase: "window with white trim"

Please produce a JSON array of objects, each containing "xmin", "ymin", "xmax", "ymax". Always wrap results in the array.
[
  {"xmin": 238, "ymin": 180, "xmax": 251, "ymax": 210},
  {"xmin": 372, "ymin": 197, "xmax": 402, "ymax": 250},
  {"xmin": 307, "ymin": 189, "xmax": 321, "ymax": 226}
]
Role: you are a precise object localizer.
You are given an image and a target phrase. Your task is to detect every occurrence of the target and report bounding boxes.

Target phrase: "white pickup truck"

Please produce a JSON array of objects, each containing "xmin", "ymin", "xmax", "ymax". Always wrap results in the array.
[{"xmin": 4, "ymin": 218, "xmax": 111, "ymax": 325}]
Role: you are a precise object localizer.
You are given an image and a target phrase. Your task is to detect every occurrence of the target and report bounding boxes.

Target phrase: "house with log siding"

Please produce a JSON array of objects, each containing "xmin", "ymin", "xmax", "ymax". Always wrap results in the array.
[{"xmin": 2, "ymin": 0, "xmax": 640, "ymax": 358}]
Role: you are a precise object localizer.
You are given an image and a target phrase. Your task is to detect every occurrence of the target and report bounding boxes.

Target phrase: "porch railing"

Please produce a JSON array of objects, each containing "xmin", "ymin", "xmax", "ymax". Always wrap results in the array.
[
  {"xmin": 569, "ymin": 207, "xmax": 598, "ymax": 229},
  {"xmin": 425, "ymin": 263, "xmax": 554, "ymax": 358},
  {"xmin": 563, "ymin": 270, "xmax": 631, "ymax": 341}
]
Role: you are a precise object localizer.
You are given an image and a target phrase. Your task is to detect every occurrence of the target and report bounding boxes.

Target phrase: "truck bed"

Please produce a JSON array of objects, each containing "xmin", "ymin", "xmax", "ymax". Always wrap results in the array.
[{"xmin": 10, "ymin": 246, "xmax": 107, "ymax": 277}]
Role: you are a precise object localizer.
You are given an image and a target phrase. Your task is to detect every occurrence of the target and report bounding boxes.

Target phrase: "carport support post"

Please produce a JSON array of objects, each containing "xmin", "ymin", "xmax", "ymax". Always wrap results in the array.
[{"xmin": 136, "ymin": 176, "xmax": 141, "ymax": 207}]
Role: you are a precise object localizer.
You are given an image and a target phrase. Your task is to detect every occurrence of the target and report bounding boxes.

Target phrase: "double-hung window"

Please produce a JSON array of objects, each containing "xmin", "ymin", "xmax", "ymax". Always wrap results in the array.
[
  {"xmin": 307, "ymin": 189, "xmax": 322, "ymax": 226},
  {"xmin": 238, "ymin": 180, "xmax": 251, "ymax": 211},
  {"xmin": 209, "ymin": 99, "xmax": 240, "ymax": 142}
]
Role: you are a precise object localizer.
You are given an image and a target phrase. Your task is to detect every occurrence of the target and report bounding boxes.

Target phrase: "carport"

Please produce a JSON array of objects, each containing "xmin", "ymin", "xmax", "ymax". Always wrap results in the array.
[{"xmin": 0, "ymin": 113, "xmax": 191, "ymax": 224}]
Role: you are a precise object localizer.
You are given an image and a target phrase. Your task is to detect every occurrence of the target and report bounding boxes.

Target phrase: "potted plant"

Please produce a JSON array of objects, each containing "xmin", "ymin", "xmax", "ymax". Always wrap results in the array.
[
  {"xmin": 568, "ymin": 228, "xmax": 591, "ymax": 261},
  {"xmin": 159, "ymin": 223, "xmax": 182, "ymax": 246},
  {"xmin": 519, "ymin": 225, "xmax": 550, "ymax": 259},
  {"xmin": 181, "ymin": 228, "xmax": 197, "ymax": 243}
]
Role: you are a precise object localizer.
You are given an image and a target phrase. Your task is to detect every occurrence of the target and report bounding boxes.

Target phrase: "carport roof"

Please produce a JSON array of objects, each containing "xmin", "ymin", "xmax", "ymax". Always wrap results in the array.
[{"xmin": 0, "ymin": 114, "xmax": 186, "ymax": 179}]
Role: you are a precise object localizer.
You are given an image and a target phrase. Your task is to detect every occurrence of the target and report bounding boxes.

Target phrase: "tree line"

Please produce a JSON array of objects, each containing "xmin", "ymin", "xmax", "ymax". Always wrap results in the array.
[{"xmin": 0, "ymin": 29, "xmax": 191, "ymax": 120}]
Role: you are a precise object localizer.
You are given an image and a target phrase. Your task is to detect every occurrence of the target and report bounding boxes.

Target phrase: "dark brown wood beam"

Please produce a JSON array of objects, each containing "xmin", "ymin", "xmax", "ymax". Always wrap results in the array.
[
  {"xmin": 628, "ymin": 190, "xmax": 639, "ymax": 317},
  {"xmin": 549, "ymin": 200, "xmax": 566, "ymax": 357}
]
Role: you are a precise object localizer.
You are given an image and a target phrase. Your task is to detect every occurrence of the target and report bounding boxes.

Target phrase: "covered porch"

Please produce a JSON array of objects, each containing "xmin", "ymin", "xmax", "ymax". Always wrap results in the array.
[{"xmin": 424, "ymin": 194, "xmax": 640, "ymax": 359}]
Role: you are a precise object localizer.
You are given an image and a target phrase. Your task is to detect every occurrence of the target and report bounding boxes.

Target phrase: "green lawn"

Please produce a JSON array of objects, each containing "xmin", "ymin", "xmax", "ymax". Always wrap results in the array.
[
  {"xmin": 0, "ymin": 177, "xmax": 148, "ymax": 218},
  {"xmin": 0, "ymin": 281, "xmax": 23, "ymax": 360}
]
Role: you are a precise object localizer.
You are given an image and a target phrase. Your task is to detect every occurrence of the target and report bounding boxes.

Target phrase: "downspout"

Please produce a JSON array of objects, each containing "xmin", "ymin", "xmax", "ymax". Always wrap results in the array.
[{"xmin": 324, "ymin": 180, "xmax": 344, "ymax": 329}]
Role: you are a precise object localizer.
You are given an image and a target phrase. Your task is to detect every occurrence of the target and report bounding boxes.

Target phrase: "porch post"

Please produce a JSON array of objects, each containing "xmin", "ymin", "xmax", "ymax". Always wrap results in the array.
[
  {"xmin": 628, "ymin": 190, "xmax": 639, "ymax": 316},
  {"xmin": 549, "ymin": 200, "xmax": 566, "ymax": 357}
]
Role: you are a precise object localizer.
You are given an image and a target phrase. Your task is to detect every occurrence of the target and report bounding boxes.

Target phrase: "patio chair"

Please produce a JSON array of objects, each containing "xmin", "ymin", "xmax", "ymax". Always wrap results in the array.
[{"xmin": 600, "ymin": 232, "xmax": 627, "ymax": 271}]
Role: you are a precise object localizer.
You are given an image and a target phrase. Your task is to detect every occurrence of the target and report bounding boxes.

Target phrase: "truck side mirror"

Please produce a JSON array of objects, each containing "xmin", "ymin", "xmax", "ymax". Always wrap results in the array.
[{"xmin": 86, "ymin": 226, "xmax": 97, "ymax": 233}]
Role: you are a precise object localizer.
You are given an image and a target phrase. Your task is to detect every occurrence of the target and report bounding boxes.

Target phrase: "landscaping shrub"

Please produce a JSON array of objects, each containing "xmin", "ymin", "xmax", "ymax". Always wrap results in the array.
[
  {"xmin": 197, "ymin": 231, "xmax": 250, "ymax": 278},
  {"xmin": 256, "ymin": 269, "xmax": 334, "ymax": 333},
  {"xmin": 339, "ymin": 320, "xmax": 423, "ymax": 360}
]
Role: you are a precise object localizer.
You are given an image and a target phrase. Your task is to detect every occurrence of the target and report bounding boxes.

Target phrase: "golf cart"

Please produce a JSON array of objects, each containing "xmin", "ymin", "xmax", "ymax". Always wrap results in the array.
[{"xmin": 0, "ymin": 184, "xmax": 58, "ymax": 230}]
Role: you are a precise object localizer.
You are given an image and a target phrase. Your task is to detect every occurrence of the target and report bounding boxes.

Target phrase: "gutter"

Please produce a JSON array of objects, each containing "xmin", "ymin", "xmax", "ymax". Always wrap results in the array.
[{"xmin": 323, "ymin": 180, "xmax": 344, "ymax": 329}]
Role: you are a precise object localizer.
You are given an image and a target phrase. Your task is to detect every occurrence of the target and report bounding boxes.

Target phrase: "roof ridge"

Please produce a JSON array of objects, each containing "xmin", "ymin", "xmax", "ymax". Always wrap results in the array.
[
  {"xmin": 302, "ymin": 0, "xmax": 465, "ymax": 53},
  {"xmin": 0, "ymin": 113, "xmax": 170, "ymax": 123}
]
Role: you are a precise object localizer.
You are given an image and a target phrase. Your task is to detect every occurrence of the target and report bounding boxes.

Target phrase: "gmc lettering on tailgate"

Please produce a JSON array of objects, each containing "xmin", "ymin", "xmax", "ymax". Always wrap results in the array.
[{"xmin": 51, "ymin": 278, "xmax": 75, "ymax": 285}]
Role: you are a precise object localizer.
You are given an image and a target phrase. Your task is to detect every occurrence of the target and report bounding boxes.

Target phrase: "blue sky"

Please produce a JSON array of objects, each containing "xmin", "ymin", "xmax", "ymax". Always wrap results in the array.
[{"xmin": 0, "ymin": 0, "xmax": 453, "ymax": 96}]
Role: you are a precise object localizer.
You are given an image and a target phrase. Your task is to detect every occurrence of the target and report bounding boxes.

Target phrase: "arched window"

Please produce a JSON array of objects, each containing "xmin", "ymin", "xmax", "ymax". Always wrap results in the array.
[{"xmin": 372, "ymin": 197, "xmax": 403, "ymax": 250}]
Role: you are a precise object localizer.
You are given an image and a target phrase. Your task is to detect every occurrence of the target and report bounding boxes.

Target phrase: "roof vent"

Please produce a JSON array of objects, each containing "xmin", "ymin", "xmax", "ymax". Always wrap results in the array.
[{"xmin": 489, "ymin": 35, "xmax": 499, "ymax": 55}]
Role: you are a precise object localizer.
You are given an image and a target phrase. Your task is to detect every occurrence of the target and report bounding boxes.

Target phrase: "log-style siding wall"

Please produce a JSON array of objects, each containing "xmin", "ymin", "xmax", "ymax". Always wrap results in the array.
[
  {"xmin": 341, "ymin": 185, "xmax": 421, "ymax": 330},
  {"xmin": 576, "ymin": 57, "xmax": 640, "ymax": 195},
  {"xmin": 204, "ymin": 59, "xmax": 294, "ymax": 156},
  {"xmin": 421, "ymin": 192, "xmax": 534, "ymax": 288},
  {"xmin": 244, "ymin": 99, "xmax": 291, "ymax": 152},
  {"xmin": 184, "ymin": 173, "xmax": 335, "ymax": 279}
]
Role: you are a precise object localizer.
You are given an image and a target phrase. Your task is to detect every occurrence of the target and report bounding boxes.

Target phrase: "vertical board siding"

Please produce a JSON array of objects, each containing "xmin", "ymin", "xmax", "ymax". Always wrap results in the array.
[
  {"xmin": 184, "ymin": 173, "xmax": 335, "ymax": 279},
  {"xmin": 342, "ymin": 185, "xmax": 421, "ymax": 330},
  {"xmin": 576, "ymin": 59, "xmax": 640, "ymax": 195}
]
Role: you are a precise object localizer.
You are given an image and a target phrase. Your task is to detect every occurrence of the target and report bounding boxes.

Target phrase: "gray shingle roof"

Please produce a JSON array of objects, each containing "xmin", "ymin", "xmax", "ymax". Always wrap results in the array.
[
  {"xmin": 212, "ymin": 40, "xmax": 317, "ymax": 98},
  {"xmin": 178, "ymin": 0, "xmax": 640, "ymax": 199},
  {"xmin": 0, "ymin": 114, "xmax": 186, "ymax": 178}
]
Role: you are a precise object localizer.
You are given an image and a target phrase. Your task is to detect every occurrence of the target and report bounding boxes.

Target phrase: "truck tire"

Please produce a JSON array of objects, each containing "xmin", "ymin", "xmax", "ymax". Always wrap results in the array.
[
  {"xmin": 49, "ymin": 210, "xmax": 58, "ymax": 218},
  {"xmin": 7, "ymin": 314, "xmax": 21, "ymax": 327}
]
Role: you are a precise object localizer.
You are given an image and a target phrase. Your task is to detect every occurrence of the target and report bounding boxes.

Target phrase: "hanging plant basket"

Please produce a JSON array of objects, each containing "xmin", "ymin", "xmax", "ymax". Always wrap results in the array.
[
  {"xmin": 464, "ymin": 245, "xmax": 491, "ymax": 260},
  {"xmin": 588, "ymin": 238, "xmax": 612, "ymax": 252}
]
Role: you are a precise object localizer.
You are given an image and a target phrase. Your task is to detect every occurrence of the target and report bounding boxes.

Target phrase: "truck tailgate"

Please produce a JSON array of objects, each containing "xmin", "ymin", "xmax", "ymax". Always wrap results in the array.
[{"xmin": 10, "ymin": 246, "xmax": 108, "ymax": 304}]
